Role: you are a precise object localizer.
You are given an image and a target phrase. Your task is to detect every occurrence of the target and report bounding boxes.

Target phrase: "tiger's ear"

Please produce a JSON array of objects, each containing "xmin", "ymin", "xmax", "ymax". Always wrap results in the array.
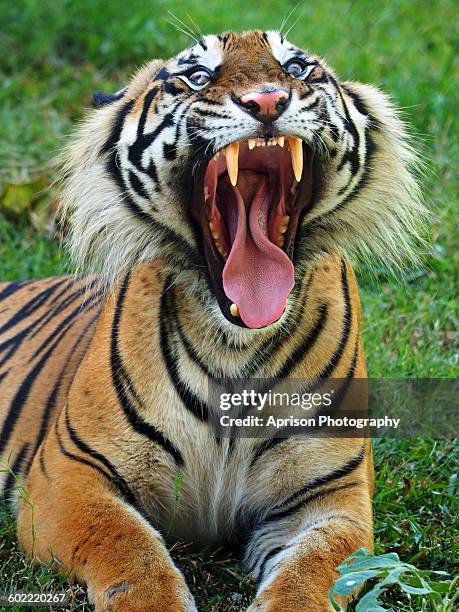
[{"xmin": 92, "ymin": 87, "xmax": 127, "ymax": 107}]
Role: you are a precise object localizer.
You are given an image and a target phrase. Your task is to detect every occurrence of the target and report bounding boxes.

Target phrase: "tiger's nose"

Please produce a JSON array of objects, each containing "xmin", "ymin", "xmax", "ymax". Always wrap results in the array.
[{"xmin": 235, "ymin": 88, "xmax": 290, "ymax": 122}]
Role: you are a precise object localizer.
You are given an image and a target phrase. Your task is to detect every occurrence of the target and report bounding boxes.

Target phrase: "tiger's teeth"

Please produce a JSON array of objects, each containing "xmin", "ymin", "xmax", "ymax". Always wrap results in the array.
[
  {"xmin": 216, "ymin": 242, "xmax": 228, "ymax": 257},
  {"xmin": 225, "ymin": 142, "xmax": 239, "ymax": 186},
  {"xmin": 279, "ymin": 215, "xmax": 290, "ymax": 234},
  {"xmin": 288, "ymin": 137, "xmax": 303, "ymax": 182},
  {"xmin": 248, "ymin": 139, "xmax": 256, "ymax": 150},
  {"xmin": 278, "ymin": 136, "xmax": 285, "ymax": 147},
  {"xmin": 230, "ymin": 303, "xmax": 239, "ymax": 317}
]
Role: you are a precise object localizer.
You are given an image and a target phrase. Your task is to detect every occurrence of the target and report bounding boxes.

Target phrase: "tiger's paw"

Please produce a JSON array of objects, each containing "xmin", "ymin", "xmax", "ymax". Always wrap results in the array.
[
  {"xmin": 90, "ymin": 574, "xmax": 197, "ymax": 612},
  {"xmin": 246, "ymin": 586, "xmax": 334, "ymax": 612}
]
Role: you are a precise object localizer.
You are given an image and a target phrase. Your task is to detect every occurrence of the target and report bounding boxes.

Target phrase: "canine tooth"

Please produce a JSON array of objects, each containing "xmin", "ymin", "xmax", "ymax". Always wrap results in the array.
[
  {"xmin": 282, "ymin": 214, "xmax": 290, "ymax": 224},
  {"xmin": 209, "ymin": 221, "xmax": 215, "ymax": 231},
  {"xmin": 248, "ymin": 139, "xmax": 256, "ymax": 150},
  {"xmin": 230, "ymin": 303, "xmax": 239, "ymax": 317},
  {"xmin": 278, "ymin": 136, "xmax": 285, "ymax": 147},
  {"xmin": 288, "ymin": 137, "xmax": 303, "ymax": 182},
  {"xmin": 226, "ymin": 142, "xmax": 239, "ymax": 186}
]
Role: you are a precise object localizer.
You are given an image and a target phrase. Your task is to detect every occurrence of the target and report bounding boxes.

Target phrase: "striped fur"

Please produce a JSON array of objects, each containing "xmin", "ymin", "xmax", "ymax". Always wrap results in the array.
[{"xmin": 0, "ymin": 30, "xmax": 423, "ymax": 611}]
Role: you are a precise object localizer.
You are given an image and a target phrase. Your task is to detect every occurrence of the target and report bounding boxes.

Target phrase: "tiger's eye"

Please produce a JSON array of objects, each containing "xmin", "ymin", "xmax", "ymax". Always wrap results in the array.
[
  {"xmin": 285, "ymin": 60, "xmax": 307, "ymax": 78},
  {"xmin": 189, "ymin": 70, "xmax": 211, "ymax": 86}
]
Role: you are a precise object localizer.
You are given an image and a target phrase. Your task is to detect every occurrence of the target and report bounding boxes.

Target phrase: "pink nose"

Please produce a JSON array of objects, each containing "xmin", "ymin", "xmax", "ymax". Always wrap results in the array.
[{"xmin": 237, "ymin": 88, "xmax": 289, "ymax": 122}]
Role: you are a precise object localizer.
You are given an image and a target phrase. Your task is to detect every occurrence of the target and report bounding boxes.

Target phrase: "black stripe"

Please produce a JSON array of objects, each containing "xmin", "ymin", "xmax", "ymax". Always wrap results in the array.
[
  {"xmin": 137, "ymin": 87, "xmax": 159, "ymax": 138},
  {"xmin": 55, "ymin": 420, "xmax": 129, "ymax": 500},
  {"xmin": 0, "ymin": 279, "xmax": 65, "ymax": 337},
  {"xmin": 28, "ymin": 280, "xmax": 87, "ymax": 339},
  {"xmin": 275, "ymin": 303, "xmax": 328, "ymax": 379},
  {"xmin": 64, "ymin": 405, "xmax": 137, "ymax": 507},
  {"xmin": 28, "ymin": 294, "xmax": 100, "ymax": 363},
  {"xmin": 38, "ymin": 442, "xmax": 48, "ymax": 479},
  {"xmin": 301, "ymin": 96, "xmax": 321, "ymax": 112},
  {"xmin": 128, "ymin": 170, "xmax": 151, "ymax": 200},
  {"xmin": 159, "ymin": 283, "xmax": 211, "ymax": 422},
  {"xmin": 0, "ymin": 280, "xmax": 31, "ymax": 303},
  {"xmin": 166, "ymin": 287, "xmax": 216, "ymax": 379},
  {"xmin": 318, "ymin": 259, "xmax": 352, "ymax": 378},
  {"xmin": 257, "ymin": 545, "xmax": 283, "ymax": 583},
  {"xmin": 341, "ymin": 85, "xmax": 379, "ymax": 128},
  {"xmin": 250, "ymin": 437, "xmax": 285, "ymax": 466},
  {"xmin": 266, "ymin": 447, "xmax": 365, "ymax": 520},
  {"xmin": 337, "ymin": 125, "xmax": 375, "ymax": 205},
  {"xmin": 110, "ymin": 275, "xmax": 183, "ymax": 465},
  {"xmin": 263, "ymin": 481, "xmax": 360, "ymax": 526},
  {"xmin": 128, "ymin": 110, "xmax": 174, "ymax": 169},
  {"xmin": 193, "ymin": 108, "xmax": 229, "ymax": 119}
]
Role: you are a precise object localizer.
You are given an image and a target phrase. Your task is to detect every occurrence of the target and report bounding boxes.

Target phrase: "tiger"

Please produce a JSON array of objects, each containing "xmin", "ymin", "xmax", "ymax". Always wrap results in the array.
[{"xmin": 0, "ymin": 30, "xmax": 426, "ymax": 611}]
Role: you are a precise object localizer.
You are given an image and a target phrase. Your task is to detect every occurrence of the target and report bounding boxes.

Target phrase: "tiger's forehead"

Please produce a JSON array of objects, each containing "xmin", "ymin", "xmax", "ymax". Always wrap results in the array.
[{"xmin": 174, "ymin": 30, "xmax": 306, "ymax": 70}]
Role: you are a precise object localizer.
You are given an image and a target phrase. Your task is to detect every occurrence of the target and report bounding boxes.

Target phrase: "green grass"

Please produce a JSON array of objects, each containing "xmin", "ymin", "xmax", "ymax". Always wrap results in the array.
[{"xmin": 0, "ymin": 0, "xmax": 457, "ymax": 610}]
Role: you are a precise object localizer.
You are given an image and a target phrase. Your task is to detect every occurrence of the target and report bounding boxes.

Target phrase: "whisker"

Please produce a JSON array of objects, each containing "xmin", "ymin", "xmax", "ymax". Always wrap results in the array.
[
  {"xmin": 186, "ymin": 13, "xmax": 204, "ymax": 38},
  {"xmin": 167, "ymin": 11, "xmax": 199, "ymax": 44}
]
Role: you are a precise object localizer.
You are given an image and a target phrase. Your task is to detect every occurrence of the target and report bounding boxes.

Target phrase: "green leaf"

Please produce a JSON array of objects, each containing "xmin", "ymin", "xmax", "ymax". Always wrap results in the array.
[
  {"xmin": 355, "ymin": 584, "xmax": 391, "ymax": 612},
  {"xmin": 331, "ymin": 570, "xmax": 379, "ymax": 596}
]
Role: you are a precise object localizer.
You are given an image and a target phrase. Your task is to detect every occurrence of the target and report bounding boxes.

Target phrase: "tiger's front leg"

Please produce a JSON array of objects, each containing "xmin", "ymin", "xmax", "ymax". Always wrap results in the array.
[
  {"xmin": 17, "ymin": 423, "xmax": 196, "ymax": 612},
  {"xmin": 245, "ymin": 443, "xmax": 373, "ymax": 611}
]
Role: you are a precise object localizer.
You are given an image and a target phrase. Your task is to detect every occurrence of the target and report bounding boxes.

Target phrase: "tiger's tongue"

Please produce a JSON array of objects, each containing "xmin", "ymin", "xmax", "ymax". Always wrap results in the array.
[{"xmin": 221, "ymin": 174, "xmax": 294, "ymax": 329}]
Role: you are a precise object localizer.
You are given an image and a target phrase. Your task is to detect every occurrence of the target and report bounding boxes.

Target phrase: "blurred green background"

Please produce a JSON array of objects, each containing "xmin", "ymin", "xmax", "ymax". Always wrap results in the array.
[{"xmin": 0, "ymin": 1, "xmax": 457, "ymax": 610}]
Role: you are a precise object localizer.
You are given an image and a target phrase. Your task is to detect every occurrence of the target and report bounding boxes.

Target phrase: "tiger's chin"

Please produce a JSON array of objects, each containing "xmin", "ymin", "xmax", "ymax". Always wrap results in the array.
[{"xmin": 192, "ymin": 137, "xmax": 315, "ymax": 329}]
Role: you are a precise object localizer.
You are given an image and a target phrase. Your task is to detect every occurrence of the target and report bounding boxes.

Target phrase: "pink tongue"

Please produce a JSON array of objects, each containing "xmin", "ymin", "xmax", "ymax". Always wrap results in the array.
[{"xmin": 222, "ymin": 177, "xmax": 294, "ymax": 329}]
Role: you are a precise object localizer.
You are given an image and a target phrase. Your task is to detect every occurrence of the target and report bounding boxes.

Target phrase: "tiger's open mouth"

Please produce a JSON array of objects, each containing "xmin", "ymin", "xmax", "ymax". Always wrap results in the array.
[{"xmin": 192, "ymin": 137, "xmax": 314, "ymax": 329}]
